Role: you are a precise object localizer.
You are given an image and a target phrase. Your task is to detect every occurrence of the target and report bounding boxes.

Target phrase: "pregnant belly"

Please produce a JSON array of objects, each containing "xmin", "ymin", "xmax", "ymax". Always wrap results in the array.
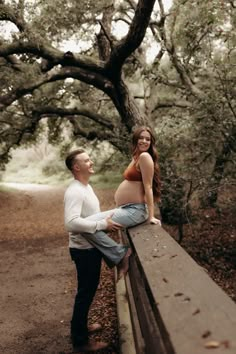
[{"xmin": 114, "ymin": 180, "xmax": 145, "ymax": 206}]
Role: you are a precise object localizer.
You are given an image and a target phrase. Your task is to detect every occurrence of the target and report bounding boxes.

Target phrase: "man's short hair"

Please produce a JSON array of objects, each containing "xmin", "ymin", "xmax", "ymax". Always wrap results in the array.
[{"xmin": 65, "ymin": 149, "xmax": 85, "ymax": 171}]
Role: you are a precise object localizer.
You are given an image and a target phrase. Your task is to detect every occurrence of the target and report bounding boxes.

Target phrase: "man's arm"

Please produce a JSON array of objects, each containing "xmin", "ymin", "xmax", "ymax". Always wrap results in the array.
[
  {"xmin": 66, "ymin": 212, "xmax": 122, "ymax": 234},
  {"xmin": 64, "ymin": 185, "xmax": 122, "ymax": 234}
]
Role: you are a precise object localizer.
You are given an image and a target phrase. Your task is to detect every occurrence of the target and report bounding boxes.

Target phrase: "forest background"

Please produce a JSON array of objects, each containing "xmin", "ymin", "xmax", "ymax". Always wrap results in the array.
[{"xmin": 0, "ymin": 0, "xmax": 235, "ymax": 299}]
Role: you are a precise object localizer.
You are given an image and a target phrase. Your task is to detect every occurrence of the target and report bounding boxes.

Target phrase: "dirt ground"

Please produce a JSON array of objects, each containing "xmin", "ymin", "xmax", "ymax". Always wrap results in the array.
[
  {"xmin": 0, "ymin": 184, "xmax": 119, "ymax": 354},
  {"xmin": 0, "ymin": 183, "xmax": 235, "ymax": 354}
]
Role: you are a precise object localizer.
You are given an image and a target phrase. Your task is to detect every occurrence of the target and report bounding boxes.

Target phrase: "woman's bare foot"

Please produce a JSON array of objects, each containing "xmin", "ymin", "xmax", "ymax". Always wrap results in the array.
[{"xmin": 116, "ymin": 248, "xmax": 132, "ymax": 282}]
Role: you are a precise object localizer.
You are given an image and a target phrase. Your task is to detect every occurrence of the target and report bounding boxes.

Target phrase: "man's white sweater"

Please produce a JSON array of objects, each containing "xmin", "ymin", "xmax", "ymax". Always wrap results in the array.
[{"xmin": 64, "ymin": 179, "xmax": 107, "ymax": 249}]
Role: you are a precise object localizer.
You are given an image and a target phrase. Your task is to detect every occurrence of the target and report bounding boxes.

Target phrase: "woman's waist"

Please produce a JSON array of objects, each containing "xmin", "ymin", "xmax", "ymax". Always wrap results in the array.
[
  {"xmin": 115, "ymin": 181, "xmax": 144, "ymax": 195},
  {"xmin": 118, "ymin": 202, "xmax": 147, "ymax": 210},
  {"xmin": 116, "ymin": 197, "xmax": 146, "ymax": 206},
  {"xmin": 115, "ymin": 191, "xmax": 145, "ymax": 201}
]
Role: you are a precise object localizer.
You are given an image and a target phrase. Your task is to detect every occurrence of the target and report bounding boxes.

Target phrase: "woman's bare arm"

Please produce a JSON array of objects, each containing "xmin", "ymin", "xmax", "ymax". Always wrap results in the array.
[{"xmin": 139, "ymin": 153, "xmax": 161, "ymax": 225}]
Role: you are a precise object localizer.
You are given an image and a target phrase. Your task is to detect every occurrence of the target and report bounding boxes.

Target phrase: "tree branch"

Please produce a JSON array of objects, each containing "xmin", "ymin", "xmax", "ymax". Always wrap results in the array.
[
  {"xmin": 0, "ymin": 53, "xmax": 24, "ymax": 72},
  {"xmin": 216, "ymin": 69, "xmax": 236, "ymax": 120},
  {"xmin": 152, "ymin": 99, "xmax": 192, "ymax": 111},
  {"xmin": 32, "ymin": 106, "xmax": 115, "ymax": 130},
  {"xmin": 0, "ymin": 66, "xmax": 113, "ymax": 111},
  {"xmin": 105, "ymin": 0, "xmax": 156, "ymax": 77},
  {"xmin": 0, "ymin": 40, "xmax": 106, "ymax": 73},
  {"xmin": 0, "ymin": 3, "xmax": 26, "ymax": 32},
  {"xmin": 156, "ymin": 0, "xmax": 204, "ymax": 98},
  {"xmin": 67, "ymin": 116, "xmax": 129, "ymax": 153},
  {"xmin": 96, "ymin": 4, "xmax": 114, "ymax": 61}
]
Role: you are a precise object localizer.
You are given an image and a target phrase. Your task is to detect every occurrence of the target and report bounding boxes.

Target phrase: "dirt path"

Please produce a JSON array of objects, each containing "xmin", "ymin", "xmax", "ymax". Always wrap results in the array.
[
  {"xmin": 0, "ymin": 184, "xmax": 118, "ymax": 354},
  {"xmin": 1, "ymin": 183, "xmax": 235, "ymax": 353}
]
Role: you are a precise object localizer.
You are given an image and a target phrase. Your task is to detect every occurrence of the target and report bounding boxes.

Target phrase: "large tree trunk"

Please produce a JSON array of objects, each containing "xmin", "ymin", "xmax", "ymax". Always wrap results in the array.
[{"xmin": 110, "ymin": 79, "xmax": 149, "ymax": 131}]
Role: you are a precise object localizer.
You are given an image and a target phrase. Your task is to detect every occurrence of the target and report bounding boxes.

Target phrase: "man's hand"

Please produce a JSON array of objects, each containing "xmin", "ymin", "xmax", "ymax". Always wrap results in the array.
[{"xmin": 106, "ymin": 214, "xmax": 123, "ymax": 232}]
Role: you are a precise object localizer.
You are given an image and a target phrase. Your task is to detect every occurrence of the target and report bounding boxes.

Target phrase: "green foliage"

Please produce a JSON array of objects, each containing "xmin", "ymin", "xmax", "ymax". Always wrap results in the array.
[
  {"xmin": 1, "ymin": 126, "xmax": 124, "ymax": 186},
  {"xmin": 156, "ymin": 136, "xmax": 190, "ymax": 225},
  {"xmin": 90, "ymin": 171, "xmax": 123, "ymax": 189},
  {"xmin": 173, "ymin": 0, "xmax": 233, "ymax": 62},
  {"xmin": 1, "ymin": 138, "xmax": 69, "ymax": 184},
  {"xmin": 0, "ymin": 184, "xmax": 19, "ymax": 193},
  {"xmin": 1, "ymin": 0, "xmax": 235, "ymax": 224},
  {"xmin": 26, "ymin": 0, "xmax": 111, "ymax": 44}
]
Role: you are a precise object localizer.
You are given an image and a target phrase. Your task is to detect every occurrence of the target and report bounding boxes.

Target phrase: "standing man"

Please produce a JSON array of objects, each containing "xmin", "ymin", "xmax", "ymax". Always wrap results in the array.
[{"xmin": 64, "ymin": 149, "xmax": 124, "ymax": 352}]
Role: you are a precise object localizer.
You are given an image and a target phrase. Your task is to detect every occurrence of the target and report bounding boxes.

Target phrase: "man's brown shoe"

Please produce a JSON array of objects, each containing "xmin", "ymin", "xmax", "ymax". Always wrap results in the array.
[
  {"xmin": 88, "ymin": 322, "xmax": 102, "ymax": 333},
  {"xmin": 73, "ymin": 339, "xmax": 109, "ymax": 352}
]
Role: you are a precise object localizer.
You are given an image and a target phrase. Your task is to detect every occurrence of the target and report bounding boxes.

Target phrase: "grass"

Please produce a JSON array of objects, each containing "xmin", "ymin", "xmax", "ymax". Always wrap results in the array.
[
  {"xmin": 0, "ymin": 184, "xmax": 19, "ymax": 193},
  {"xmin": 90, "ymin": 171, "xmax": 123, "ymax": 189}
]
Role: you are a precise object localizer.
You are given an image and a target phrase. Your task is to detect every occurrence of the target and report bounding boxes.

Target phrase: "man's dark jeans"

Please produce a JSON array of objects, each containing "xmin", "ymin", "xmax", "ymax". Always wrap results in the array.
[{"xmin": 70, "ymin": 247, "xmax": 102, "ymax": 345}]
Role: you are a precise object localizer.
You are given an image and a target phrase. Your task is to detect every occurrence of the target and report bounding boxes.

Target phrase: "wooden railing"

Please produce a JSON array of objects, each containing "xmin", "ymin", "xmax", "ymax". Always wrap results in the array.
[{"xmin": 116, "ymin": 224, "xmax": 236, "ymax": 354}]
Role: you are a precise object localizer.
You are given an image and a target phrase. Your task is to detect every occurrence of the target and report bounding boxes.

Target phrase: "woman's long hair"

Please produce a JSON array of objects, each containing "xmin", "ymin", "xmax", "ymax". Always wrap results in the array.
[{"xmin": 132, "ymin": 126, "xmax": 161, "ymax": 202}]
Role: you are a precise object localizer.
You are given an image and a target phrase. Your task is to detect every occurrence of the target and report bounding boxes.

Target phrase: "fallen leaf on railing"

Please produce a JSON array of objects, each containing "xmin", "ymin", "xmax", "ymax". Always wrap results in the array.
[
  {"xmin": 202, "ymin": 330, "xmax": 211, "ymax": 338},
  {"xmin": 221, "ymin": 340, "xmax": 230, "ymax": 348},
  {"xmin": 192, "ymin": 308, "xmax": 200, "ymax": 315},
  {"xmin": 183, "ymin": 296, "xmax": 191, "ymax": 302},
  {"xmin": 204, "ymin": 340, "xmax": 220, "ymax": 348}
]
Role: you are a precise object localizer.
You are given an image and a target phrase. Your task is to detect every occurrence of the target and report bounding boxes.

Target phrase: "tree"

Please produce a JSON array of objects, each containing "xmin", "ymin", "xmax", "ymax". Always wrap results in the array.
[
  {"xmin": 0, "ymin": 0, "xmax": 157, "ymax": 165},
  {"xmin": 0, "ymin": 0, "xmax": 235, "ymax": 217},
  {"xmin": 147, "ymin": 0, "xmax": 236, "ymax": 208}
]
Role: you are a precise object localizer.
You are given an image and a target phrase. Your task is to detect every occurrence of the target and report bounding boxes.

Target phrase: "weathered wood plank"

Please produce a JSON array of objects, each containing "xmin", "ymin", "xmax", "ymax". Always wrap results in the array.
[
  {"xmin": 116, "ymin": 275, "xmax": 137, "ymax": 354},
  {"xmin": 125, "ymin": 274, "xmax": 146, "ymax": 354},
  {"xmin": 128, "ymin": 254, "xmax": 169, "ymax": 354},
  {"xmin": 127, "ymin": 224, "xmax": 236, "ymax": 354}
]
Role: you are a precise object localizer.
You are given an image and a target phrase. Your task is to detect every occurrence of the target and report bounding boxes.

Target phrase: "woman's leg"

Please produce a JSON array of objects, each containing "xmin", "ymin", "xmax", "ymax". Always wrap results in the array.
[
  {"xmin": 84, "ymin": 204, "xmax": 148, "ymax": 227},
  {"xmin": 82, "ymin": 208, "xmax": 127, "ymax": 267},
  {"xmin": 111, "ymin": 203, "xmax": 148, "ymax": 227},
  {"xmin": 82, "ymin": 229, "xmax": 128, "ymax": 268},
  {"xmin": 84, "ymin": 209, "xmax": 117, "ymax": 221},
  {"xmin": 81, "ymin": 204, "xmax": 148, "ymax": 267}
]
